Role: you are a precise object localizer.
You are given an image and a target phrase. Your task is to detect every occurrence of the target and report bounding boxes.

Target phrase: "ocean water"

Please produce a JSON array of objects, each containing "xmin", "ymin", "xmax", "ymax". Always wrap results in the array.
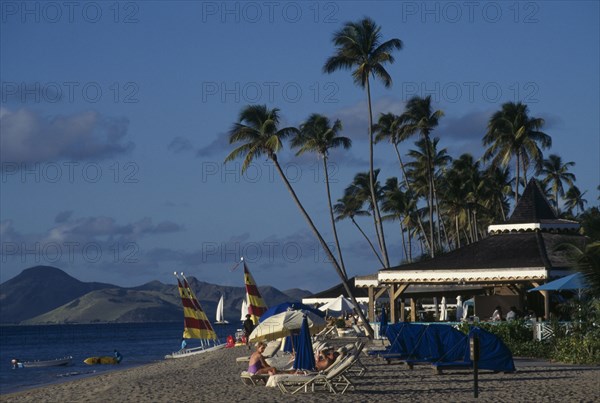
[{"xmin": 0, "ymin": 322, "xmax": 242, "ymax": 395}]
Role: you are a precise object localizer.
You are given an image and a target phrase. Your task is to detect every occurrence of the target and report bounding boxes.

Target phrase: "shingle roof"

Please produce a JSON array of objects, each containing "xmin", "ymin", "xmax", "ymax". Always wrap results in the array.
[
  {"xmin": 507, "ymin": 179, "xmax": 558, "ymax": 223},
  {"xmin": 381, "ymin": 232, "xmax": 586, "ymax": 272}
]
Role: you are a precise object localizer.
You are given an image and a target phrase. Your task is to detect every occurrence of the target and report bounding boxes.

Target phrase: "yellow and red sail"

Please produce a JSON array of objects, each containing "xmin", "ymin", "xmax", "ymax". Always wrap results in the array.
[
  {"xmin": 243, "ymin": 262, "xmax": 267, "ymax": 324},
  {"xmin": 177, "ymin": 276, "xmax": 217, "ymax": 340}
]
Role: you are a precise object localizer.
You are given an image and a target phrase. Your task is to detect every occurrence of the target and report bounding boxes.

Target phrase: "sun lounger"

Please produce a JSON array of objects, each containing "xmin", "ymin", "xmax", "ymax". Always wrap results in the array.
[
  {"xmin": 352, "ymin": 324, "xmax": 366, "ymax": 337},
  {"xmin": 240, "ymin": 371, "xmax": 270, "ymax": 386},
  {"xmin": 276, "ymin": 354, "xmax": 356, "ymax": 394},
  {"xmin": 236, "ymin": 339, "xmax": 281, "ymax": 363},
  {"xmin": 313, "ymin": 326, "xmax": 336, "ymax": 341}
]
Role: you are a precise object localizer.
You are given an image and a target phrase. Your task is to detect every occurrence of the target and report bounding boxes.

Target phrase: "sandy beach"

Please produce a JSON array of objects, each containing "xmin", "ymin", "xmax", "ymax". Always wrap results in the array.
[{"xmin": 2, "ymin": 339, "xmax": 599, "ymax": 403}]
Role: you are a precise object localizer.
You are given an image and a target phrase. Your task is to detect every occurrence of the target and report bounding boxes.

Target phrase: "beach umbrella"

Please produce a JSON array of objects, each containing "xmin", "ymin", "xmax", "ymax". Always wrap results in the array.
[
  {"xmin": 528, "ymin": 273, "xmax": 588, "ymax": 292},
  {"xmin": 248, "ymin": 310, "xmax": 326, "ymax": 342},
  {"xmin": 259, "ymin": 302, "xmax": 324, "ymax": 323},
  {"xmin": 318, "ymin": 295, "xmax": 355, "ymax": 316},
  {"xmin": 440, "ymin": 297, "xmax": 448, "ymax": 321},
  {"xmin": 293, "ymin": 315, "xmax": 315, "ymax": 371},
  {"xmin": 455, "ymin": 295, "xmax": 464, "ymax": 321}
]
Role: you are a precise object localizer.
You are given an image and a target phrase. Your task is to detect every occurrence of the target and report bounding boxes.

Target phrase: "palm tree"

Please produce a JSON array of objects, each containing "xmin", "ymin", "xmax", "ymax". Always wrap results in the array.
[
  {"xmin": 483, "ymin": 102, "xmax": 551, "ymax": 204},
  {"xmin": 381, "ymin": 177, "xmax": 412, "ymax": 262},
  {"xmin": 564, "ymin": 185, "xmax": 587, "ymax": 216},
  {"xmin": 401, "ymin": 95, "xmax": 444, "ymax": 256},
  {"xmin": 292, "ymin": 113, "xmax": 352, "ymax": 278},
  {"xmin": 345, "ymin": 170, "xmax": 386, "ymax": 254},
  {"xmin": 334, "ymin": 194, "xmax": 385, "ymax": 267},
  {"xmin": 225, "ymin": 105, "xmax": 374, "ymax": 337},
  {"xmin": 374, "ymin": 112, "xmax": 430, "ymax": 251},
  {"xmin": 540, "ymin": 154, "xmax": 576, "ymax": 215},
  {"xmin": 323, "ymin": 17, "xmax": 403, "ymax": 268}
]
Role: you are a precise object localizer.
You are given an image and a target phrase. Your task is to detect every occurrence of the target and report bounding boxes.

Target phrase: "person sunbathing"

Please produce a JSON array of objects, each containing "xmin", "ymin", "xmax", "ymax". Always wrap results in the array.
[
  {"xmin": 315, "ymin": 348, "xmax": 339, "ymax": 371},
  {"xmin": 248, "ymin": 341, "xmax": 278, "ymax": 375}
]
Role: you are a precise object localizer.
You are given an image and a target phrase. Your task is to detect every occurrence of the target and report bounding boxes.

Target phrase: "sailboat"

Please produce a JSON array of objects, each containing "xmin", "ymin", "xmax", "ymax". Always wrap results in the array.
[
  {"xmin": 215, "ymin": 294, "xmax": 229, "ymax": 324},
  {"xmin": 240, "ymin": 298, "xmax": 248, "ymax": 321},
  {"xmin": 165, "ymin": 272, "xmax": 224, "ymax": 359}
]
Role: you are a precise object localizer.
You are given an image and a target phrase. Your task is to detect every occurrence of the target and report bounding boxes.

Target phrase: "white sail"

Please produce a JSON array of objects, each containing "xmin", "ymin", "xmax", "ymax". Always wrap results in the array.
[
  {"xmin": 240, "ymin": 297, "xmax": 248, "ymax": 321},
  {"xmin": 215, "ymin": 294, "xmax": 228, "ymax": 324}
]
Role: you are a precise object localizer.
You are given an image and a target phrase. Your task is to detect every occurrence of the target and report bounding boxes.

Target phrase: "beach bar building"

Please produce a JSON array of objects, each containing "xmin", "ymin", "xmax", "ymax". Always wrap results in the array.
[{"xmin": 354, "ymin": 179, "xmax": 585, "ymax": 323}]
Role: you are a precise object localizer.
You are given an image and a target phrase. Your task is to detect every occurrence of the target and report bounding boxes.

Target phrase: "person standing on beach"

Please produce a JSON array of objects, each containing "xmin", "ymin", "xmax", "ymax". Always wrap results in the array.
[
  {"xmin": 180, "ymin": 338, "xmax": 187, "ymax": 351},
  {"xmin": 243, "ymin": 314, "xmax": 255, "ymax": 350}
]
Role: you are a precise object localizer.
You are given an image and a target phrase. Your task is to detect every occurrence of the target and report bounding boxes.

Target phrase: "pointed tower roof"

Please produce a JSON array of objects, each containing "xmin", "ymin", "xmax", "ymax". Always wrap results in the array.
[
  {"xmin": 488, "ymin": 179, "xmax": 579, "ymax": 233},
  {"xmin": 507, "ymin": 179, "xmax": 558, "ymax": 223}
]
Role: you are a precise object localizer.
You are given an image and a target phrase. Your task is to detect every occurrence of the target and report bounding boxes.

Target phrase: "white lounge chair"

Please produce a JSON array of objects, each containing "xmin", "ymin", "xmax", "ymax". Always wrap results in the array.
[
  {"xmin": 236, "ymin": 339, "xmax": 281, "ymax": 363},
  {"xmin": 276, "ymin": 354, "xmax": 357, "ymax": 394},
  {"xmin": 240, "ymin": 371, "xmax": 270, "ymax": 386}
]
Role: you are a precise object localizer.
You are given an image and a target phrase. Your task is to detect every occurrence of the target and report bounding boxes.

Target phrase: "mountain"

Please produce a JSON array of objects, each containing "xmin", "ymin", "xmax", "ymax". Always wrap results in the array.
[
  {"xmin": 22, "ymin": 288, "xmax": 182, "ymax": 324},
  {"xmin": 0, "ymin": 266, "xmax": 114, "ymax": 323},
  {"xmin": 282, "ymin": 288, "xmax": 313, "ymax": 301},
  {"xmin": 1, "ymin": 266, "xmax": 312, "ymax": 325}
]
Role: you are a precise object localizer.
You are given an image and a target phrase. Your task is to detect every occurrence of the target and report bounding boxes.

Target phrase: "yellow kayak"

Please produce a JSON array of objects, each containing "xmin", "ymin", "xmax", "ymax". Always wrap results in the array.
[{"xmin": 84, "ymin": 356, "xmax": 118, "ymax": 365}]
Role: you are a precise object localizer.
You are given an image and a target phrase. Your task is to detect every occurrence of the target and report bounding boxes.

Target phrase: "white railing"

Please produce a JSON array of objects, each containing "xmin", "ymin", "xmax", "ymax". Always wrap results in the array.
[{"xmin": 531, "ymin": 321, "xmax": 574, "ymax": 341}]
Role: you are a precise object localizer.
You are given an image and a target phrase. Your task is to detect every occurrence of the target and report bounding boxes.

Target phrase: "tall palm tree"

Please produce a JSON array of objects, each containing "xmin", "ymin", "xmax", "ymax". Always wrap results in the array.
[
  {"xmin": 334, "ymin": 194, "xmax": 385, "ymax": 267},
  {"xmin": 345, "ymin": 170, "xmax": 386, "ymax": 254},
  {"xmin": 401, "ymin": 95, "xmax": 444, "ymax": 256},
  {"xmin": 381, "ymin": 177, "xmax": 411, "ymax": 262},
  {"xmin": 292, "ymin": 113, "xmax": 352, "ymax": 278},
  {"xmin": 483, "ymin": 102, "xmax": 551, "ymax": 204},
  {"xmin": 564, "ymin": 185, "xmax": 587, "ymax": 216},
  {"xmin": 374, "ymin": 112, "xmax": 431, "ymax": 251},
  {"xmin": 540, "ymin": 154, "xmax": 576, "ymax": 215},
  {"xmin": 225, "ymin": 105, "xmax": 373, "ymax": 337},
  {"xmin": 323, "ymin": 17, "xmax": 403, "ymax": 268}
]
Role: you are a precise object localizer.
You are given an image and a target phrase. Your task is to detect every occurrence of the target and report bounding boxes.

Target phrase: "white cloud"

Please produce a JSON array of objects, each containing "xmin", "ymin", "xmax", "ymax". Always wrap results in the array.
[{"xmin": 0, "ymin": 108, "xmax": 133, "ymax": 166}]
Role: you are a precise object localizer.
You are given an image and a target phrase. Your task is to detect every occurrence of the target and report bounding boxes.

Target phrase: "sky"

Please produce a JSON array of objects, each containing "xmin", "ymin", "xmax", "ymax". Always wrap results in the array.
[{"xmin": 1, "ymin": 1, "xmax": 599, "ymax": 293}]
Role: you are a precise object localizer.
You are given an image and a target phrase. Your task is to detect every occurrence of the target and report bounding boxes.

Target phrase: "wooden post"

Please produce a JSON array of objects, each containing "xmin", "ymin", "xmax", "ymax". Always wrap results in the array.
[
  {"xmin": 388, "ymin": 285, "xmax": 397, "ymax": 324},
  {"xmin": 368, "ymin": 286, "xmax": 375, "ymax": 322},
  {"xmin": 540, "ymin": 290, "xmax": 550, "ymax": 320},
  {"xmin": 400, "ymin": 299, "xmax": 406, "ymax": 322},
  {"xmin": 410, "ymin": 298, "xmax": 417, "ymax": 322}
]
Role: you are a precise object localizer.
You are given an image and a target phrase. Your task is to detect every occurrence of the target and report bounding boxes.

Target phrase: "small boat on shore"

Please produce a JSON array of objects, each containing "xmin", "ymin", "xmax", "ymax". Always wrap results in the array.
[
  {"xmin": 12, "ymin": 356, "xmax": 73, "ymax": 369},
  {"xmin": 83, "ymin": 356, "xmax": 119, "ymax": 365},
  {"xmin": 165, "ymin": 272, "xmax": 222, "ymax": 359}
]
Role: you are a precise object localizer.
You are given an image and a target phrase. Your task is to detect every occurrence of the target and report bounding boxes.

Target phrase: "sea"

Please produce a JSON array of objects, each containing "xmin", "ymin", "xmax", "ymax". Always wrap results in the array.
[{"xmin": 0, "ymin": 322, "xmax": 242, "ymax": 395}]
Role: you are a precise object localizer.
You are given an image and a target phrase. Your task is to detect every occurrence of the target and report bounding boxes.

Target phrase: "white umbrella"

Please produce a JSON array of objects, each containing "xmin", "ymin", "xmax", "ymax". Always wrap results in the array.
[
  {"xmin": 455, "ymin": 295, "xmax": 464, "ymax": 321},
  {"xmin": 440, "ymin": 297, "xmax": 448, "ymax": 321},
  {"xmin": 248, "ymin": 310, "xmax": 326, "ymax": 342},
  {"xmin": 318, "ymin": 295, "xmax": 355, "ymax": 315}
]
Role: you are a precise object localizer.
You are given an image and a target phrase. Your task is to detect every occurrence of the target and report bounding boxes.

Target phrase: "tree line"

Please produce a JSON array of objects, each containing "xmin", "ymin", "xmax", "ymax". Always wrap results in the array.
[{"xmin": 223, "ymin": 17, "xmax": 595, "ymax": 336}]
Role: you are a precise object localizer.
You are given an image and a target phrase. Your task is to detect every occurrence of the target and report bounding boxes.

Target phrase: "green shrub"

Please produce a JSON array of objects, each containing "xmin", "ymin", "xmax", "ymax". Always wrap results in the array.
[{"xmin": 552, "ymin": 332, "xmax": 600, "ymax": 364}]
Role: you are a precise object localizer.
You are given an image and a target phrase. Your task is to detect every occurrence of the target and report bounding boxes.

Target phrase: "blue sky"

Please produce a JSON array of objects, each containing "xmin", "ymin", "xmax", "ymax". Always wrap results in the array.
[{"xmin": 1, "ymin": 1, "xmax": 599, "ymax": 292}]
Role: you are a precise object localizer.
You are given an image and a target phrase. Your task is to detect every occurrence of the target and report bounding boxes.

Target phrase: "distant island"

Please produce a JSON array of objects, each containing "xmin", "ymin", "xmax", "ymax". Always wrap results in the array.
[{"xmin": 0, "ymin": 266, "xmax": 311, "ymax": 325}]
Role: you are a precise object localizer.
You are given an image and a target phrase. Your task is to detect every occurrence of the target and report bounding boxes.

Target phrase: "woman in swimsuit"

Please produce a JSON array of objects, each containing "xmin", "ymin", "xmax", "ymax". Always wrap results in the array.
[{"xmin": 248, "ymin": 341, "xmax": 277, "ymax": 375}]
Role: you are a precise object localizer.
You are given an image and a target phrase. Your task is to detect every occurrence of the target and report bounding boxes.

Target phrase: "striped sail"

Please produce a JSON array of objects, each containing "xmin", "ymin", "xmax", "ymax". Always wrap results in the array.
[
  {"xmin": 177, "ymin": 277, "xmax": 217, "ymax": 340},
  {"xmin": 243, "ymin": 262, "xmax": 267, "ymax": 324}
]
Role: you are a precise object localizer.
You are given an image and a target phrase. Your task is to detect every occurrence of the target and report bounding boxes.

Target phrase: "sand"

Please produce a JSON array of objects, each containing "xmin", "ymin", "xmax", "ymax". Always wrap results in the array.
[{"xmin": 2, "ymin": 340, "xmax": 599, "ymax": 402}]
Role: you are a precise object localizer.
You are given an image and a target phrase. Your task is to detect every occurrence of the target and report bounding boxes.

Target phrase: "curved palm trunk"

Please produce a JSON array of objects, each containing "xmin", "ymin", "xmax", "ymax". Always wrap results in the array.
[
  {"xmin": 455, "ymin": 214, "xmax": 461, "ymax": 249},
  {"xmin": 423, "ymin": 132, "xmax": 436, "ymax": 257},
  {"xmin": 323, "ymin": 156, "xmax": 347, "ymax": 278},
  {"xmin": 497, "ymin": 196, "xmax": 507, "ymax": 221},
  {"xmin": 515, "ymin": 153, "xmax": 521, "ymax": 204},
  {"xmin": 393, "ymin": 143, "xmax": 431, "ymax": 252},
  {"xmin": 399, "ymin": 221, "xmax": 408, "ymax": 262},
  {"xmin": 407, "ymin": 226, "xmax": 413, "ymax": 262},
  {"xmin": 366, "ymin": 78, "xmax": 390, "ymax": 268},
  {"xmin": 351, "ymin": 217, "xmax": 386, "ymax": 268},
  {"xmin": 270, "ymin": 155, "xmax": 374, "ymax": 338}
]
